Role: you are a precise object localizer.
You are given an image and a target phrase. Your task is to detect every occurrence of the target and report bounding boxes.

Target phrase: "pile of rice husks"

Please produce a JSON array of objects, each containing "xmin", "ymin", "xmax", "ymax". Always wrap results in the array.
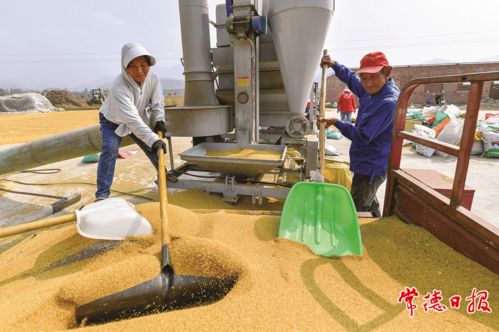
[{"xmin": 0, "ymin": 192, "xmax": 497, "ymax": 331}]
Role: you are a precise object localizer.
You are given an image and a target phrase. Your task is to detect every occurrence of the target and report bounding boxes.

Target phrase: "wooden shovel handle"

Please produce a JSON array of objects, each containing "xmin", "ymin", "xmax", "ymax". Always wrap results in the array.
[
  {"xmin": 157, "ymin": 132, "xmax": 171, "ymax": 245},
  {"xmin": 0, "ymin": 213, "xmax": 76, "ymax": 239},
  {"xmin": 319, "ymin": 49, "xmax": 328, "ymax": 174}
]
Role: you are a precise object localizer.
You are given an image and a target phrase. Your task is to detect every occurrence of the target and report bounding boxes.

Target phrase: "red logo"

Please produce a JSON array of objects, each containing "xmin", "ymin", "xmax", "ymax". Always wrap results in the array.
[
  {"xmin": 398, "ymin": 288, "xmax": 492, "ymax": 317},
  {"xmin": 466, "ymin": 288, "xmax": 492, "ymax": 314},
  {"xmin": 398, "ymin": 287, "xmax": 419, "ymax": 318},
  {"xmin": 423, "ymin": 290, "xmax": 447, "ymax": 312}
]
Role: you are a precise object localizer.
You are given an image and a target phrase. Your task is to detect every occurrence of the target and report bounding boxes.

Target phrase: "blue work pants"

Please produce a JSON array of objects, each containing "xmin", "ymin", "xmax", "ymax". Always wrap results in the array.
[
  {"xmin": 95, "ymin": 113, "xmax": 159, "ymax": 199},
  {"xmin": 340, "ymin": 112, "xmax": 353, "ymax": 123}
]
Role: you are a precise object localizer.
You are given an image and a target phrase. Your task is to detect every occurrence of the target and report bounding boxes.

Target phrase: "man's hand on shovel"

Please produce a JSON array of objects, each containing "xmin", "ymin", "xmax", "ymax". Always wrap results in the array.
[{"xmin": 152, "ymin": 139, "xmax": 167, "ymax": 154}]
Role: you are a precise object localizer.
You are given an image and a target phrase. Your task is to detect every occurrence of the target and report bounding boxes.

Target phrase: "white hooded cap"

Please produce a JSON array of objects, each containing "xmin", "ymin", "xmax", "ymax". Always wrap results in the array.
[{"xmin": 121, "ymin": 42, "xmax": 156, "ymax": 69}]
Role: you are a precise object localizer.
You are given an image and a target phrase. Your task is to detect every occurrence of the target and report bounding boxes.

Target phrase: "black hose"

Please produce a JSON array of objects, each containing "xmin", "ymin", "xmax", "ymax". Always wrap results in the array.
[{"xmin": 0, "ymin": 188, "xmax": 64, "ymax": 200}]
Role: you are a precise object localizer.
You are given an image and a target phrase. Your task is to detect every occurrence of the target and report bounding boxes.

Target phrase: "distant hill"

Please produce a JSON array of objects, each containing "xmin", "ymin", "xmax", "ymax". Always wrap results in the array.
[
  {"xmin": 0, "ymin": 80, "xmax": 28, "ymax": 90},
  {"xmin": 72, "ymin": 76, "xmax": 184, "ymax": 91},
  {"xmin": 72, "ymin": 75, "xmax": 117, "ymax": 91},
  {"xmin": 160, "ymin": 78, "xmax": 184, "ymax": 90},
  {"xmin": 153, "ymin": 64, "xmax": 184, "ymax": 81},
  {"xmin": 71, "ymin": 64, "xmax": 185, "ymax": 92},
  {"xmin": 156, "ymin": 64, "xmax": 184, "ymax": 89}
]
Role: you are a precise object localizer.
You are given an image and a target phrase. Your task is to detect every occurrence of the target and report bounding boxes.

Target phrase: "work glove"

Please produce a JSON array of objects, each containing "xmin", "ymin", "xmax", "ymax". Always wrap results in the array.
[
  {"xmin": 154, "ymin": 121, "xmax": 167, "ymax": 137},
  {"xmin": 152, "ymin": 139, "xmax": 167, "ymax": 154}
]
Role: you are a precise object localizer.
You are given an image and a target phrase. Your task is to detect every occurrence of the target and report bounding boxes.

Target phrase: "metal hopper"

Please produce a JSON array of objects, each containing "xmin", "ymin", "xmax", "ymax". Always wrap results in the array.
[
  {"xmin": 268, "ymin": 0, "xmax": 335, "ymax": 115},
  {"xmin": 180, "ymin": 142, "xmax": 287, "ymax": 177}
]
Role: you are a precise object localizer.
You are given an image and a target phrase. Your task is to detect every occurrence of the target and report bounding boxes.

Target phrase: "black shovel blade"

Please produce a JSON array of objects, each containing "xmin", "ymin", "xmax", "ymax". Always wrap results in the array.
[{"xmin": 75, "ymin": 271, "xmax": 237, "ymax": 325}]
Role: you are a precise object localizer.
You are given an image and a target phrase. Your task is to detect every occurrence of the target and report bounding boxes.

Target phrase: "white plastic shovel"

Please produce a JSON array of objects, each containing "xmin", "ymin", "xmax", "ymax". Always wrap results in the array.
[
  {"xmin": 76, "ymin": 197, "xmax": 153, "ymax": 240},
  {"xmin": 0, "ymin": 197, "xmax": 153, "ymax": 240}
]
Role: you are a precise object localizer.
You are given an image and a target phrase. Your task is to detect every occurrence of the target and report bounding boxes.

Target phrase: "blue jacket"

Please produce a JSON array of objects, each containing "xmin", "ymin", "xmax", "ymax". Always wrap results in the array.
[{"xmin": 332, "ymin": 62, "xmax": 400, "ymax": 178}]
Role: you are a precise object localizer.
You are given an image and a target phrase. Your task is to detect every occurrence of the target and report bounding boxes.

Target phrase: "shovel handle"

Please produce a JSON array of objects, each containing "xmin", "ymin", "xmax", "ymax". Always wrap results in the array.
[
  {"xmin": 0, "ymin": 213, "xmax": 76, "ymax": 239},
  {"xmin": 319, "ymin": 49, "xmax": 328, "ymax": 174},
  {"xmin": 157, "ymin": 132, "xmax": 171, "ymax": 245},
  {"xmin": 51, "ymin": 192, "xmax": 82, "ymax": 213}
]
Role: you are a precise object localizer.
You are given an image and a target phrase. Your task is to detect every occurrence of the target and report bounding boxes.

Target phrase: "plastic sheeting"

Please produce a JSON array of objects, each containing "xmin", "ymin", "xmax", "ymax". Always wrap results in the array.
[
  {"xmin": 414, "ymin": 124, "xmax": 436, "ymax": 157},
  {"xmin": 0, "ymin": 93, "xmax": 60, "ymax": 113}
]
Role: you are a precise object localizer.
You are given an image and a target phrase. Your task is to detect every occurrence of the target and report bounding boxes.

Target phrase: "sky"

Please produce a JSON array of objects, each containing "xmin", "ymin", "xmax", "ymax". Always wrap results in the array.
[{"xmin": 0, "ymin": 0, "xmax": 498, "ymax": 90}]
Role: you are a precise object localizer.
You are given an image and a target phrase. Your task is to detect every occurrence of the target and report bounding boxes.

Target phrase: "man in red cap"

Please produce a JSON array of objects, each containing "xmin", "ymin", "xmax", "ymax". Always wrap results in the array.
[
  {"xmin": 337, "ymin": 88, "xmax": 356, "ymax": 123},
  {"xmin": 319, "ymin": 51, "xmax": 400, "ymax": 217}
]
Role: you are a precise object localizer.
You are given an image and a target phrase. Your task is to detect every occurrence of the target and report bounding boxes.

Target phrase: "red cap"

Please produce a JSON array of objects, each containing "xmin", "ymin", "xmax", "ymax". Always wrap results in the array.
[{"xmin": 357, "ymin": 51, "xmax": 391, "ymax": 74}]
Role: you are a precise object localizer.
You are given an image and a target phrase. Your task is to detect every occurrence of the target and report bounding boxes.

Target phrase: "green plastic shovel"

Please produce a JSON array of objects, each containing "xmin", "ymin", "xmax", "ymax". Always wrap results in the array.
[{"xmin": 278, "ymin": 182, "xmax": 362, "ymax": 257}]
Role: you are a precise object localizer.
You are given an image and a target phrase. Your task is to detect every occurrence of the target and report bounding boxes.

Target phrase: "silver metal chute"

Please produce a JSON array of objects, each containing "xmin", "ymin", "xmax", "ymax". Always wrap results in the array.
[
  {"xmin": 0, "ymin": 125, "xmax": 133, "ymax": 176},
  {"xmin": 174, "ymin": 0, "xmax": 233, "ymax": 137}
]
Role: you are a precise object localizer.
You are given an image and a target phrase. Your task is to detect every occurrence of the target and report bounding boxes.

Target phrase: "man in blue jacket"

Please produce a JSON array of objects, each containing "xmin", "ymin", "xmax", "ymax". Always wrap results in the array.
[{"xmin": 319, "ymin": 51, "xmax": 400, "ymax": 217}]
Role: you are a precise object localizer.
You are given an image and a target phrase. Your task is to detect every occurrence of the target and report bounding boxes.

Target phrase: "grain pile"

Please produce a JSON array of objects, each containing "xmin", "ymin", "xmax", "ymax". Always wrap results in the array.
[
  {"xmin": 0, "ymin": 110, "xmax": 496, "ymax": 331},
  {"xmin": 207, "ymin": 148, "xmax": 281, "ymax": 160},
  {"xmin": 0, "ymin": 196, "xmax": 496, "ymax": 331},
  {"xmin": 0, "ymin": 110, "xmax": 98, "ymax": 144}
]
